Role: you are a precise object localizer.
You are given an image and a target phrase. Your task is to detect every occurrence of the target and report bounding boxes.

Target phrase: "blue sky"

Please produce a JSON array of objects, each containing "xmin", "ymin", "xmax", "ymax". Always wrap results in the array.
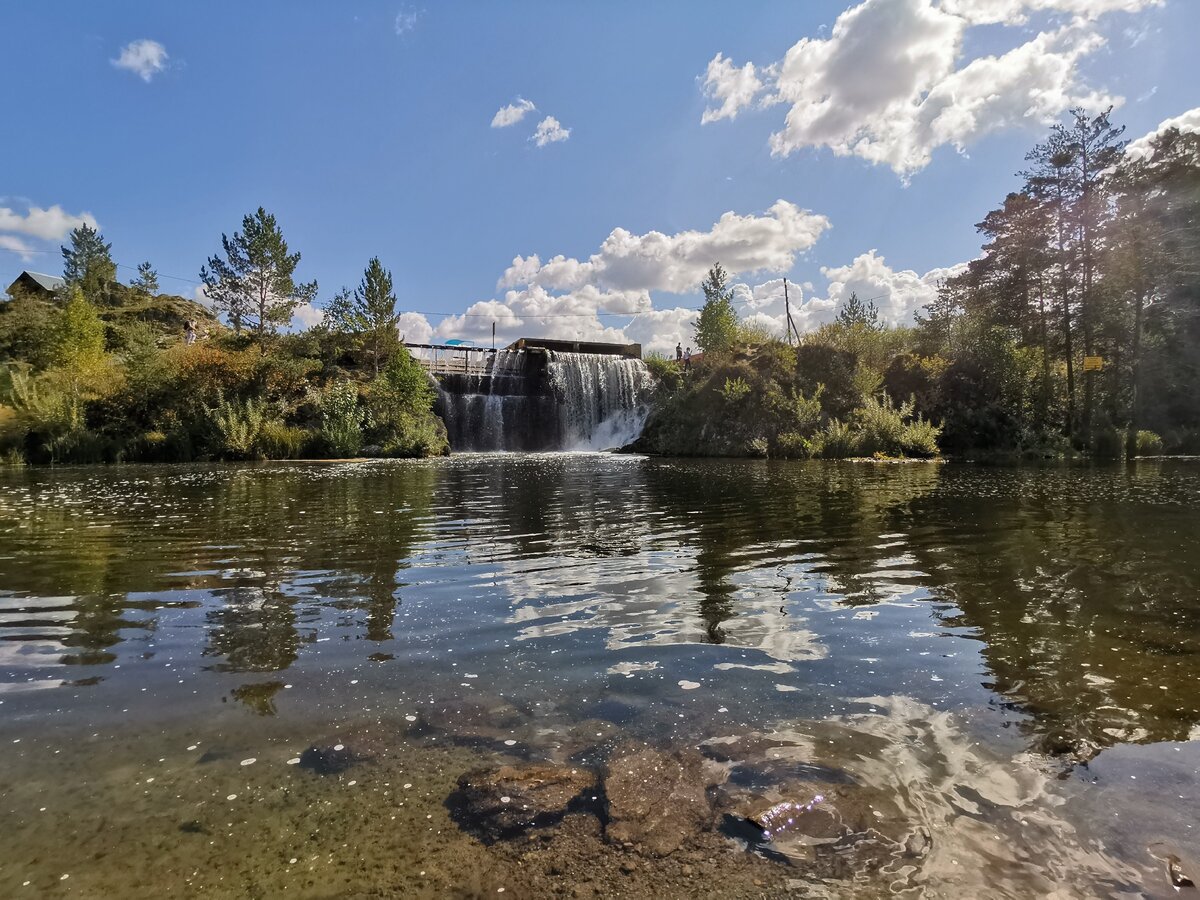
[{"xmin": 2, "ymin": 0, "xmax": 1197, "ymax": 353}]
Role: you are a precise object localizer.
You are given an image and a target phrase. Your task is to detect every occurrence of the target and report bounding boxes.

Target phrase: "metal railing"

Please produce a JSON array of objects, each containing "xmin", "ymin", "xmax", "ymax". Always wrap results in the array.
[{"xmin": 405, "ymin": 343, "xmax": 497, "ymax": 376}]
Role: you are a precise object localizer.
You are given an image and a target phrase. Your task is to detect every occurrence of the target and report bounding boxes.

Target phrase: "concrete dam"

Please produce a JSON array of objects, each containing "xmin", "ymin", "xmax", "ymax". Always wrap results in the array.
[{"xmin": 413, "ymin": 339, "xmax": 653, "ymax": 452}]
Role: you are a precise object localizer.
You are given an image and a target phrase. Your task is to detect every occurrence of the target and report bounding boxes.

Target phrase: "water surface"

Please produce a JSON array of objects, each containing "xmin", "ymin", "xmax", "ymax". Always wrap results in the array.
[{"xmin": 1, "ymin": 456, "xmax": 1197, "ymax": 897}]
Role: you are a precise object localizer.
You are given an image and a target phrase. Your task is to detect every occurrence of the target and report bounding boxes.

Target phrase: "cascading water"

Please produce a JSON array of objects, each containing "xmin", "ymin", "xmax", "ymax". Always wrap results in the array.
[
  {"xmin": 434, "ymin": 349, "xmax": 652, "ymax": 452},
  {"xmin": 548, "ymin": 352, "xmax": 653, "ymax": 450}
]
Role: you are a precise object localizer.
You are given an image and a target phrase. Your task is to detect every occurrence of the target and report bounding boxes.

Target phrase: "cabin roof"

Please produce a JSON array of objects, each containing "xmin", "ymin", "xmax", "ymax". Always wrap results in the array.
[{"xmin": 6, "ymin": 270, "xmax": 66, "ymax": 296}]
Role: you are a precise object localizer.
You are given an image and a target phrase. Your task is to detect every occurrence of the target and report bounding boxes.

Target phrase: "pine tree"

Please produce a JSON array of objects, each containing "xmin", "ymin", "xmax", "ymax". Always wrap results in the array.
[
  {"xmin": 1023, "ymin": 107, "xmax": 1125, "ymax": 446},
  {"xmin": 325, "ymin": 258, "xmax": 404, "ymax": 374},
  {"xmin": 356, "ymin": 258, "xmax": 401, "ymax": 373},
  {"xmin": 61, "ymin": 224, "xmax": 116, "ymax": 304},
  {"xmin": 835, "ymin": 291, "xmax": 881, "ymax": 330},
  {"xmin": 200, "ymin": 207, "xmax": 317, "ymax": 338},
  {"xmin": 131, "ymin": 261, "xmax": 159, "ymax": 295},
  {"xmin": 694, "ymin": 262, "xmax": 739, "ymax": 354}
]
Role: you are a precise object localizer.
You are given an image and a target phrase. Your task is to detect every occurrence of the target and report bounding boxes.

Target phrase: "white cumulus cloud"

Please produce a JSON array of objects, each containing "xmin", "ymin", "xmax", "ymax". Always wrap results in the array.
[
  {"xmin": 499, "ymin": 200, "xmax": 830, "ymax": 295},
  {"xmin": 1126, "ymin": 106, "xmax": 1200, "ymax": 161},
  {"xmin": 0, "ymin": 204, "xmax": 98, "ymax": 241},
  {"xmin": 112, "ymin": 39, "xmax": 169, "ymax": 82},
  {"xmin": 0, "ymin": 234, "xmax": 36, "ymax": 262},
  {"xmin": 421, "ymin": 202, "xmax": 830, "ymax": 355},
  {"xmin": 700, "ymin": 53, "xmax": 763, "ymax": 124},
  {"xmin": 942, "ymin": 0, "xmax": 1161, "ymax": 26},
  {"xmin": 718, "ymin": 251, "xmax": 965, "ymax": 338},
  {"xmin": 531, "ymin": 116, "xmax": 571, "ymax": 147},
  {"xmin": 291, "ymin": 302, "xmax": 325, "ymax": 331},
  {"xmin": 701, "ymin": 0, "xmax": 1158, "ymax": 177},
  {"xmin": 491, "ymin": 98, "xmax": 536, "ymax": 128}
]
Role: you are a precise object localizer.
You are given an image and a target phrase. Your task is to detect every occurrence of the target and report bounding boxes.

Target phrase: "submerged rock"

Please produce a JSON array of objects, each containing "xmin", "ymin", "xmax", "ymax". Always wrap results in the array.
[
  {"xmin": 449, "ymin": 764, "xmax": 598, "ymax": 842},
  {"xmin": 1150, "ymin": 843, "xmax": 1196, "ymax": 890},
  {"xmin": 297, "ymin": 732, "xmax": 388, "ymax": 775},
  {"xmin": 602, "ymin": 741, "xmax": 712, "ymax": 856},
  {"xmin": 713, "ymin": 775, "xmax": 922, "ymax": 883}
]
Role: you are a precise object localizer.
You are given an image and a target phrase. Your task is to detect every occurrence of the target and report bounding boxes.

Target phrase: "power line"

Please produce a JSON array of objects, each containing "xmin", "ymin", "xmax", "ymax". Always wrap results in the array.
[{"xmin": 1, "ymin": 245, "xmax": 891, "ymax": 320}]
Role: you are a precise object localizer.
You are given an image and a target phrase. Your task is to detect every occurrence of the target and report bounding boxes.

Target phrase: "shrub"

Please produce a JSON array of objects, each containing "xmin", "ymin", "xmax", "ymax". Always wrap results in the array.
[
  {"xmin": 773, "ymin": 431, "xmax": 813, "ymax": 459},
  {"xmin": 853, "ymin": 395, "xmax": 941, "ymax": 458},
  {"xmin": 814, "ymin": 419, "xmax": 859, "ymax": 458},
  {"xmin": 720, "ymin": 376, "xmax": 752, "ymax": 404},
  {"xmin": 899, "ymin": 417, "xmax": 941, "ymax": 458},
  {"xmin": 854, "ymin": 394, "xmax": 908, "ymax": 456},
  {"xmin": 206, "ymin": 394, "xmax": 270, "ymax": 460},
  {"xmin": 3, "ymin": 366, "xmax": 102, "ymax": 463},
  {"xmin": 316, "ymin": 380, "xmax": 364, "ymax": 458},
  {"xmin": 795, "ymin": 344, "xmax": 859, "ymax": 420},
  {"xmin": 257, "ymin": 421, "xmax": 307, "ymax": 459},
  {"xmin": 1134, "ymin": 430, "xmax": 1163, "ymax": 456},
  {"xmin": 765, "ymin": 386, "xmax": 822, "ymax": 436},
  {"xmin": 643, "ymin": 353, "xmax": 681, "ymax": 394}
]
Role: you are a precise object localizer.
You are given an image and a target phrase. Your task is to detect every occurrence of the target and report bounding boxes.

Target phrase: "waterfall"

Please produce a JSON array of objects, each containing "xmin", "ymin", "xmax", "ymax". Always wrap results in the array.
[
  {"xmin": 434, "ymin": 349, "xmax": 652, "ymax": 452},
  {"xmin": 548, "ymin": 352, "xmax": 653, "ymax": 451}
]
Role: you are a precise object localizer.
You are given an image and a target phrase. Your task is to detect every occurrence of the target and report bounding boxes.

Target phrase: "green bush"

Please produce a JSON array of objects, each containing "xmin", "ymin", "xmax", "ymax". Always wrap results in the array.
[
  {"xmin": 852, "ymin": 394, "xmax": 941, "ymax": 458},
  {"xmin": 643, "ymin": 353, "xmax": 682, "ymax": 395},
  {"xmin": 205, "ymin": 394, "xmax": 270, "ymax": 460},
  {"xmin": 773, "ymin": 431, "xmax": 814, "ymax": 459},
  {"xmin": 257, "ymin": 421, "xmax": 307, "ymax": 459},
  {"xmin": 316, "ymin": 380, "xmax": 364, "ymax": 458},
  {"xmin": 854, "ymin": 394, "xmax": 908, "ymax": 456},
  {"xmin": 720, "ymin": 376, "xmax": 752, "ymax": 404},
  {"xmin": 814, "ymin": 419, "xmax": 859, "ymax": 458},
  {"xmin": 3, "ymin": 367, "xmax": 100, "ymax": 463},
  {"xmin": 899, "ymin": 417, "xmax": 941, "ymax": 458},
  {"xmin": 1134, "ymin": 430, "xmax": 1163, "ymax": 456}
]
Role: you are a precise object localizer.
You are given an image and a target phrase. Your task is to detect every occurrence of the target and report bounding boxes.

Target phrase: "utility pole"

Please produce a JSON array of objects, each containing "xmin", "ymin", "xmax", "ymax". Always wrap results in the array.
[
  {"xmin": 783, "ymin": 278, "xmax": 800, "ymax": 346},
  {"xmin": 492, "ymin": 321, "xmax": 496, "ymax": 350}
]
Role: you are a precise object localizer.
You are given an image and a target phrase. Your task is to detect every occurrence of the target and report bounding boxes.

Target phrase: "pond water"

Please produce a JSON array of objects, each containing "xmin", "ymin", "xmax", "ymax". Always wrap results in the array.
[{"xmin": 0, "ymin": 455, "xmax": 1197, "ymax": 898}]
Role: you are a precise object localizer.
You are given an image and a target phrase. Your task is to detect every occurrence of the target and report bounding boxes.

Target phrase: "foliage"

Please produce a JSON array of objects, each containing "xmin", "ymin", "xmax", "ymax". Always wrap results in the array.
[
  {"xmin": 315, "ymin": 380, "xmax": 364, "ymax": 458},
  {"xmin": 694, "ymin": 263, "xmax": 739, "ymax": 354},
  {"xmin": 720, "ymin": 376, "xmax": 751, "ymax": 404},
  {"xmin": 200, "ymin": 207, "xmax": 317, "ymax": 338},
  {"xmin": 324, "ymin": 257, "xmax": 402, "ymax": 374},
  {"xmin": 256, "ymin": 421, "xmax": 307, "ymax": 459},
  {"xmin": 1134, "ymin": 430, "xmax": 1163, "ymax": 456},
  {"xmin": 131, "ymin": 261, "xmax": 159, "ymax": 295},
  {"xmin": 204, "ymin": 394, "xmax": 274, "ymax": 460},
  {"xmin": 795, "ymin": 343, "xmax": 859, "ymax": 420},
  {"xmin": 48, "ymin": 287, "xmax": 106, "ymax": 370},
  {"xmin": 1, "ymin": 365, "xmax": 118, "ymax": 464},
  {"xmin": 835, "ymin": 292, "xmax": 881, "ymax": 330},
  {"xmin": 735, "ymin": 318, "xmax": 779, "ymax": 346},
  {"xmin": 362, "ymin": 348, "xmax": 447, "ymax": 457},
  {"xmin": 62, "ymin": 223, "xmax": 116, "ymax": 303},
  {"xmin": 853, "ymin": 395, "xmax": 940, "ymax": 458},
  {"xmin": 0, "ymin": 292, "xmax": 54, "ymax": 368},
  {"xmin": 812, "ymin": 420, "xmax": 858, "ymax": 459}
]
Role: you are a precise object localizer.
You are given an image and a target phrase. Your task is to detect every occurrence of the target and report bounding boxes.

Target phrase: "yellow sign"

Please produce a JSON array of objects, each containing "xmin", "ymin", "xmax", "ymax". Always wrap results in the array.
[{"xmin": 1083, "ymin": 356, "xmax": 1104, "ymax": 372}]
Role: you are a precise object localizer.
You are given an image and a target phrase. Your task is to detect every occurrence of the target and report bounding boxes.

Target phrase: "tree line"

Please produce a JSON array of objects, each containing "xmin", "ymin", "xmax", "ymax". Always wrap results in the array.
[
  {"xmin": 662, "ymin": 109, "xmax": 1200, "ymax": 459},
  {"xmin": 0, "ymin": 209, "xmax": 446, "ymax": 464}
]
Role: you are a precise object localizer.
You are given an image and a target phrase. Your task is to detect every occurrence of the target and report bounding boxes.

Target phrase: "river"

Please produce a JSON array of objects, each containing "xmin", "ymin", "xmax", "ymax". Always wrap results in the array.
[{"xmin": 1, "ymin": 455, "xmax": 1197, "ymax": 897}]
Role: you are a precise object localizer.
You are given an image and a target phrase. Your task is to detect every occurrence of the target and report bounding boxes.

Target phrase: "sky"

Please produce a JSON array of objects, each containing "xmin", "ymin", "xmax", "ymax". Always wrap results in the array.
[{"xmin": 2, "ymin": 0, "xmax": 1198, "ymax": 354}]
